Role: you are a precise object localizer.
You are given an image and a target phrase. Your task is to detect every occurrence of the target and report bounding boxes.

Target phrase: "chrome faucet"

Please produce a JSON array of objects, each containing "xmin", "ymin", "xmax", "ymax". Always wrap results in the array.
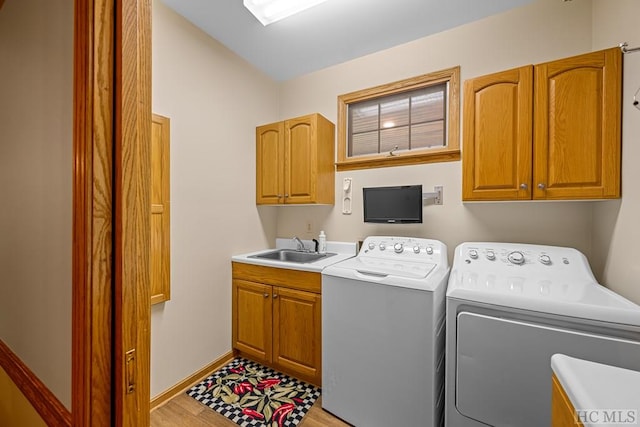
[{"xmin": 293, "ymin": 236, "xmax": 305, "ymax": 251}]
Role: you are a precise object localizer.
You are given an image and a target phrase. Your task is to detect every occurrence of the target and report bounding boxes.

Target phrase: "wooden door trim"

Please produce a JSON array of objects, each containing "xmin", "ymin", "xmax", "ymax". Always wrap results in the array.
[
  {"xmin": 73, "ymin": 0, "xmax": 115, "ymax": 425},
  {"xmin": 74, "ymin": 0, "xmax": 152, "ymax": 425},
  {"xmin": 114, "ymin": 0, "xmax": 152, "ymax": 425}
]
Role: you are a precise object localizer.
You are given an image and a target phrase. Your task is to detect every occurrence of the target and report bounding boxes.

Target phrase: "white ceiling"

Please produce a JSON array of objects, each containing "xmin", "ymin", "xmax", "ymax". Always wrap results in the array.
[{"xmin": 161, "ymin": 0, "xmax": 533, "ymax": 82}]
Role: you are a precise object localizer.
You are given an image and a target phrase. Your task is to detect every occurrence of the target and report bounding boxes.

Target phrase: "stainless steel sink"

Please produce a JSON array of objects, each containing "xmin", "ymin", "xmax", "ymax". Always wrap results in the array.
[{"xmin": 249, "ymin": 249, "xmax": 336, "ymax": 264}]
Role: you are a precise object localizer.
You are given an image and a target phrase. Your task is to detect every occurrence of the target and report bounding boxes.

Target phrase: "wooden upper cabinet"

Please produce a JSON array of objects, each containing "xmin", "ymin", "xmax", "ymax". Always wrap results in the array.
[
  {"xmin": 462, "ymin": 47, "xmax": 621, "ymax": 201},
  {"xmin": 151, "ymin": 114, "xmax": 171, "ymax": 304},
  {"xmin": 286, "ymin": 117, "xmax": 315, "ymax": 204},
  {"xmin": 256, "ymin": 113, "xmax": 335, "ymax": 205},
  {"xmin": 534, "ymin": 48, "xmax": 621, "ymax": 199},
  {"xmin": 256, "ymin": 122, "xmax": 285, "ymax": 204},
  {"xmin": 463, "ymin": 66, "xmax": 533, "ymax": 200}
]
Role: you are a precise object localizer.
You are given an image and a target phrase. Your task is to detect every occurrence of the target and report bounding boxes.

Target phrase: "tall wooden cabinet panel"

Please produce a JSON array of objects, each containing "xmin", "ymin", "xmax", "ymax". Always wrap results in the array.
[
  {"xmin": 462, "ymin": 66, "xmax": 533, "ymax": 200},
  {"xmin": 272, "ymin": 287, "xmax": 321, "ymax": 382},
  {"xmin": 256, "ymin": 113, "xmax": 335, "ymax": 205},
  {"xmin": 462, "ymin": 47, "xmax": 621, "ymax": 201},
  {"xmin": 232, "ymin": 279, "xmax": 273, "ymax": 362},
  {"xmin": 151, "ymin": 114, "xmax": 171, "ymax": 304},
  {"xmin": 534, "ymin": 48, "xmax": 621, "ymax": 199}
]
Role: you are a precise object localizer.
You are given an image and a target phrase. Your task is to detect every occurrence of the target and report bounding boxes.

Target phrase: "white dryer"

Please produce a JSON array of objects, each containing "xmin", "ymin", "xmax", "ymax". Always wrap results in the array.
[
  {"xmin": 445, "ymin": 242, "xmax": 640, "ymax": 427},
  {"xmin": 323, "ymin": 236, "xmax": 450, "ymax": 427}
]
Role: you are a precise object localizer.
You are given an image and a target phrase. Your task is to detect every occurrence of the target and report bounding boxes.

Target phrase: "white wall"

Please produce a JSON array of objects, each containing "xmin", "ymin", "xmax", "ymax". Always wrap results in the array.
[
  {"xmin": 0, "ymin": 0, "xmax": 73, "ymax": 409},
  {"xmin": 277, "ymin": 0, "xmax": 596, "ymax": 263},
  {"xmin": 591, "ymin": 0, "xmax": 640, "ymax": 304},
  {"xmin": 151, "ymin": 0, "xmax": 280, "ymax": 397}
]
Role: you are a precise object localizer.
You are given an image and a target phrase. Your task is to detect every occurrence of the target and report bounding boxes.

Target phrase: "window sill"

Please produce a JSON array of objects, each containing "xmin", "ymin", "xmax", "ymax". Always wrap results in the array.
[{"xmin": 336, "ymin": 148, "xmax": 460, "ymax": 171}]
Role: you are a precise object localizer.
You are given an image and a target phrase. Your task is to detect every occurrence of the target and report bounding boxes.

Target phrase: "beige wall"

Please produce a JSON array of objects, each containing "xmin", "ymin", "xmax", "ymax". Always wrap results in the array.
[
  {"xmin": 150, "ymin": 0, "xmax": 280, "ymax": 397},
  {"xmin": 0, "ymin": 0, "xmax": 72, "ymax": 409},
  {"xmin": 591, "ymin": 0, "xmax": 640, "ymax": 304},
  {"xmin": 0, "ymin": 367, "xmax": 47, "ymax": 427},
  {"xmin": 277, "ymin": 0, "xmax": 596, "ymax": 263},
  {"xmin": 150, "ymin": 0, "xmax": 640, "ymax": 400}
]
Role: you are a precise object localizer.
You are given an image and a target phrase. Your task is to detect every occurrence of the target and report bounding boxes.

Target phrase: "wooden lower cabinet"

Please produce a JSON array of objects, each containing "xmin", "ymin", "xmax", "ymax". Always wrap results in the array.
[
  {"xmin": 272, "ymin": 287, "xmax": 321, "ymax": 383},
  {"xmin": 551, "ymin": 374, "xmax": 584, "ymax": 426},
  {"xmin": 232, "ymin": 262, "xmax": 322, "ymax": 386},
  {"xmin": 232, "ymin": 280, "xmax": 272, "ymax": 362}
]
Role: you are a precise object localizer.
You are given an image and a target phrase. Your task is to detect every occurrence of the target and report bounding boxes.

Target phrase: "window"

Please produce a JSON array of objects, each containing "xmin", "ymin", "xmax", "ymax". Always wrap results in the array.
[{"xmin": 337, "ymin": 67, "xmax": 460, "ymax": 170}]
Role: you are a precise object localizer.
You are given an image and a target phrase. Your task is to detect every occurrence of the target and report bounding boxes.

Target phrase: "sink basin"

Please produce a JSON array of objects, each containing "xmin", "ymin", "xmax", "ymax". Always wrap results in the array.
[{"xmin": 249, "ymin": 249, "xmax": 336, "ymax": 264}]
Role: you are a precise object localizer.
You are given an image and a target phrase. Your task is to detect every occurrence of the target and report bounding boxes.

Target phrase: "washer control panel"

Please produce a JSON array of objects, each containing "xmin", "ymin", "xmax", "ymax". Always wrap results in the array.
[{"xmin": 360, "ymin": 236, "xmax": 447, "ymax": 264}]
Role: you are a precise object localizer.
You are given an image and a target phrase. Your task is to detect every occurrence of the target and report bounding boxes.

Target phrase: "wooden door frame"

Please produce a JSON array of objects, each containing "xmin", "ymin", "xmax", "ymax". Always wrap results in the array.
[{"xmin": 73, "ymin": 0, "xmax": 151, "ymax": 425}]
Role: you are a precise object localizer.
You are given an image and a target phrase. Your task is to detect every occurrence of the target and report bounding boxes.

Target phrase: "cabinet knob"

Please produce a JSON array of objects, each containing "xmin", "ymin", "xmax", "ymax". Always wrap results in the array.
[
  {"xmin": 284, "ymin": 194, "xmax": 289, "ymax": 198},
  {"xmin": 276, "ymin": 194, "xmax": 283, "ymax": 198},
  {"xmin": 273, "ymin": 294, "xmax": 279, "ymax": 299},
  {"xmin": 519, "ymin": 183, "xmax": 528, "ymax": 190},
  {"xmin": 537, "ymin": 183, "xmax": 546, "ymax": 190},
  {"xmin": 264, "ymin": 293, "xmax": 269, "ymax": 298}
]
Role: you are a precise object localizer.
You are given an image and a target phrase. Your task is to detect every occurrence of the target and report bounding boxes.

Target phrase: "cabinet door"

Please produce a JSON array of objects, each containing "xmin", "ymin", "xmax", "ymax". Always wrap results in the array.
[
  {"xmin": 534, "ymin": 47, "xmax": 621, "ymax": 199},
  {"xmin": 284, "ymin": 115, "xmax": 316, "ymax": 204},
  {"xmin": 256, "ymin": 122, "xmax": 284, "ymax": 204},
  {"xmin": 272, "ymin": 287, "xmax": 321, "ymax": 384},
  {"xmin": 232, "ymin": 280, "xmax": 272, "ymax": 362},
  {"xmin": 462, "ymin": 66, "xmax": 533, "ymax": 200},
  {"xmin": 151, "ymin": 114, "xmax": 171, "ymax": 304},
  {"xmin": 551, "ymin": 374, "xmax": 583, "ymax": 426}
]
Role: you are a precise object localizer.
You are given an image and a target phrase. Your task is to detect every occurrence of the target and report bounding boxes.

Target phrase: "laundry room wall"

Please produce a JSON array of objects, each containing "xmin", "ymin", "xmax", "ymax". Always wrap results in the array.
[
  {"xmin": 150, "ymin": 0, "xmax": 280, "ymax": 397},
  {"xmin": 276, "ymin": 0, "xmax": 595, "ymax": 263},
  {"xmin": 0, "ymin": 0, "xmax": 73, "ymax": 409},
  {"xmin": 590, "ymin": 0, "xmax": 640, "ymax": 304}
]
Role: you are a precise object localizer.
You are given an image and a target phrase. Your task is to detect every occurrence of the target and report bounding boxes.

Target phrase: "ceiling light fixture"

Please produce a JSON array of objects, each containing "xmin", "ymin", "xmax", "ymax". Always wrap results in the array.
[{"xmin": 243, "ymin": 0, "xmax": 330, "ymax": 26}]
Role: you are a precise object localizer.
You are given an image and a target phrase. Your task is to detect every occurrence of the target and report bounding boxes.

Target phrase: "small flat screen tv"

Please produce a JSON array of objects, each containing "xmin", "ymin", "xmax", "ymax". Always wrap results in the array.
[{"xmin": 363, "ymin": 185, "xmax": 423, "ymax": 224}]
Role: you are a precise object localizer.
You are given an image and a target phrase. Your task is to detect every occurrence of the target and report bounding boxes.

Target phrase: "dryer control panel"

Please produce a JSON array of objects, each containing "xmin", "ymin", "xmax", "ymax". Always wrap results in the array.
[
  {"xmin": 447, "ymin": 242, "xmax": 605, "ymax": 306},
  {"xmin": 460, "ymin": 242, "xmax": 584, "ymax": 269}
]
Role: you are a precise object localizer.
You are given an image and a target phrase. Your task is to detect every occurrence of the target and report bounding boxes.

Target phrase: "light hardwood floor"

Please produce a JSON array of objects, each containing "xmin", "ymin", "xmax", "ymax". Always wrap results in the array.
[{"xmin": 150, "ymin": 393, "xmax": 350, "ymax": 427}]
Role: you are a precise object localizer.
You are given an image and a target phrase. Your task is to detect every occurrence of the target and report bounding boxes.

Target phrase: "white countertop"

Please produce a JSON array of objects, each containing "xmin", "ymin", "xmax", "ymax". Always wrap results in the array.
[
  {"xmin": 231, "ymin": 238, "xmax": 357, "ymax": 272},
  {"xmin": 551, "ymin": 354, "xmax": 640, "ymax": 426}
]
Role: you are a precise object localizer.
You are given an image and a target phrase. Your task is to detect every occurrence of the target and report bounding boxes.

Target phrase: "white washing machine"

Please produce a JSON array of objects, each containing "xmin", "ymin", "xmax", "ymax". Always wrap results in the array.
[
  {"xmin": 445, "ymin": 242, "xmax": 640, "ymax": 427},
  {"xmin": 322, "ymin": 236, "xmax": 450, "ymax": 427}
]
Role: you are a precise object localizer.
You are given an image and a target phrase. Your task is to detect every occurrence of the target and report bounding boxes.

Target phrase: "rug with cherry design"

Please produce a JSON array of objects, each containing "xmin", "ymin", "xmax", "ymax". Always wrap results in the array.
[{"xmin": 187, "ymin": 358, "xmax": 321, "ymax": 427}]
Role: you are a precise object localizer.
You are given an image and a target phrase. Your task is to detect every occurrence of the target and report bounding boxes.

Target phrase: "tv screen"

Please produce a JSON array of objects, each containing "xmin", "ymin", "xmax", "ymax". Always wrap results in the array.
[{"xmin": 363, "ymin": 185, "xmax": 423, "ymax": 223}]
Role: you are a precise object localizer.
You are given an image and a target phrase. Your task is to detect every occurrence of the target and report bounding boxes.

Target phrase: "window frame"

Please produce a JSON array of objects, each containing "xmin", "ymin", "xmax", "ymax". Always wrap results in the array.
[{"xmin": 337, "ymin": 66, "xmax": 461, "ymax": 171}]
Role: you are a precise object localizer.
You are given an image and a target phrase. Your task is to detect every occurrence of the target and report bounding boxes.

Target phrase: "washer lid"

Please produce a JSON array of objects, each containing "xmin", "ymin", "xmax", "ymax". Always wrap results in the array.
[{"xmin": 329, "ymin": 256, "xmax": 436, "ymax": 279}]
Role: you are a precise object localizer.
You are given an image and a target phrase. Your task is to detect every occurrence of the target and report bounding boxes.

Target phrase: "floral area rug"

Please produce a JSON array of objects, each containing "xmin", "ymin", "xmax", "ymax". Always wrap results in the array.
[{"xmin": 186, "ymin": 358, "xmax": 321, "ymax": 427}]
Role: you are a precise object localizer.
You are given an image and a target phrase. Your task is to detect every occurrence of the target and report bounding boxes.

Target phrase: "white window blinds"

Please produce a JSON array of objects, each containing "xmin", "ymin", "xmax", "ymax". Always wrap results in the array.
[{"xmin": 348, "ymin": 82, "xmax": 447, "ymax": 157}]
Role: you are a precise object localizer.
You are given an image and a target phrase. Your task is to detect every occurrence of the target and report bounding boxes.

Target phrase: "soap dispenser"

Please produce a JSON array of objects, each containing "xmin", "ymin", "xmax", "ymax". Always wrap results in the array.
[{"xmin": 318, "ymin": 231, "xmax": 327, "ymax": 254}]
